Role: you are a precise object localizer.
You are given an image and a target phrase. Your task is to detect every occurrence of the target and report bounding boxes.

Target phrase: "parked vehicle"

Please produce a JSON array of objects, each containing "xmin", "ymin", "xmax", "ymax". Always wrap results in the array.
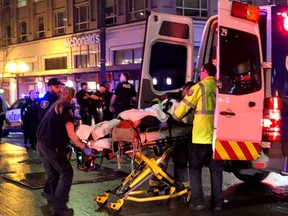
[
  {"xmin": 4, "ymin": 98, "xmax": 27, "ymax": 134},
  {"xmin": 138, "ymin": 0, "xmax": 288, "ymax": 183}
]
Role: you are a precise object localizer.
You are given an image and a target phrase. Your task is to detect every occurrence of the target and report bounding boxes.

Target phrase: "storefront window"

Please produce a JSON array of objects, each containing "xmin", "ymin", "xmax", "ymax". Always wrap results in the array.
[
  {"xmin": 74, "ymin": 55, "xmax": 88, "ymax": 68},
  {"xmin": 45, "ymin": 57, "xmax": 67, "ymax": 70},
  {"xmin": 114, "ymin": 48, "xmax": 142, "ymax": 65}
]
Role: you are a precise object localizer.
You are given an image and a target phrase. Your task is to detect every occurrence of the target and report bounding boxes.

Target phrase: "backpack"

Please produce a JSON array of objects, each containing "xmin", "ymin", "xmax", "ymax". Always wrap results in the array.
[{"xmin": 111, "ymin": 120, "xmax": 139, "ymax": 143}]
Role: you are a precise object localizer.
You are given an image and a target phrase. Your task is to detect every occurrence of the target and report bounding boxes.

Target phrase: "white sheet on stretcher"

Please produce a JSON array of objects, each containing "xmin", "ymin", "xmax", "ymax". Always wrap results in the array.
[
  {"xmin": 81, "ymin": 127, "xmax": 189, "ymax": 152},
  {"xmin": 76, "ymin": 99, "xmax": 190, "ymax": 150}
]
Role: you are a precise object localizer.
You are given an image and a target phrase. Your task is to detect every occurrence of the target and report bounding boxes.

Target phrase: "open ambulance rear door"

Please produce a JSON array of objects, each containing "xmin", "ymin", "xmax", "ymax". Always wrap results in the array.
[
  {"xmin": 212, "ymin": 0, "xmax": 264, "ymax": 161},
  {"xmin": 138, "ymin": 12, "xmax": 194, "ymax": 108}
]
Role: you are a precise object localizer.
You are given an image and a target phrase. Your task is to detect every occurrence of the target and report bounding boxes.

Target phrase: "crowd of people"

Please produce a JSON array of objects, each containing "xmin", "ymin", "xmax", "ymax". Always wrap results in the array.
[{"xmin": 0, "ymin": 65, "xmax": 224, "ymax": 215}]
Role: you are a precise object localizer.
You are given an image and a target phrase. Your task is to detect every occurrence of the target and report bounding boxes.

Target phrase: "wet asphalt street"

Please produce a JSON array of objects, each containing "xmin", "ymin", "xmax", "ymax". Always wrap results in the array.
[{"xmin": 0, "ymin": 133, "xmax": 288, "ymax": 216}]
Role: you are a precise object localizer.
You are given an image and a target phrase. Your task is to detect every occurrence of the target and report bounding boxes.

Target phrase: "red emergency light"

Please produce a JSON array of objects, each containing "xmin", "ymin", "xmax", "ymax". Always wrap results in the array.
[
  {"xmin": 262, "ymin": 97, "xmax": 282, "ymax": 142},
  {"xmin": 277, "ymin": 12, "xmax": 288, "ymax": 32},
  {"xmin": 284, "ymin": 17, "xmax": 288, "ymax": 31},
  {"xmin": 231, "ymin": 1, "xmax": 260, "ymax": 22}
]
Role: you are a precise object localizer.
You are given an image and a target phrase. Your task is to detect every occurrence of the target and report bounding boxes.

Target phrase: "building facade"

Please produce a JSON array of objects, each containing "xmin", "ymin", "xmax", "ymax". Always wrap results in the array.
[{"xmin": 0, "ymin": 0, "xmax": 276, "ymax": 104}]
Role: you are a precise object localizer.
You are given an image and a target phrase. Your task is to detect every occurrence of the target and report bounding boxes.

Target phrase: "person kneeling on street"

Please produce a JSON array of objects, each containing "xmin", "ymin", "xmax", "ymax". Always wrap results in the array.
[{"xmin": 36, "ymin": 86, "xmax": 94, "ymax": 216}]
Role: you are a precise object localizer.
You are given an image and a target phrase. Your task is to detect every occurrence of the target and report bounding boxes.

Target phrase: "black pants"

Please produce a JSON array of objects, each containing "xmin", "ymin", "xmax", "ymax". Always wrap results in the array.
[
  {"xmin": 188, "ymin": 144, "xmax": 224, "ymax": 208},
  {"xmin": 37, "ymin": 140, "xmax": 73, "ymax": 210},
  {"xmin": 114, "ymin": 103, "xmax": 132, "ymax": 118},
  {"xmin": 80, "ymin": 107, "xmax": 91, "ymax": 125},
  {"xmin": 22, "ymin": 121, "xmax": 37, "ymax": 145},
  {"xmin": 0, "ymin": 115, "xmax": 4, "ymax": 141},
  {"xmin": 172, "ymin": 142, "xmax": 189, "ymax": 183}
]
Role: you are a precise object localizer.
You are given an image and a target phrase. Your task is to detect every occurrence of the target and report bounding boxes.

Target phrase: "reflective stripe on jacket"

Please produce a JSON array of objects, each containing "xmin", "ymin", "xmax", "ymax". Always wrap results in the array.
[{"xmin": 173, "ymin": 76, "xmax": 216, "ymax": 144}]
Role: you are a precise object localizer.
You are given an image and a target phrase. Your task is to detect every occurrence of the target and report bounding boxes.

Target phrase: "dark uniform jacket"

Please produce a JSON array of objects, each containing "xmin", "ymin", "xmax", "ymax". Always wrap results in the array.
[
  {"xmin": 76, "ymin": 89, "xmax": 91, "ymax": 109},
  {"xmin": 21, "ymin": 98, "xmax": 39, "ymax": 125},
  {"xmin": 114, "ymin": 81, "xmax": 136, "ymax": 110},
  {"xmin": 37, "ymin": 91, "xmax": 59, "ymax": 122},
  {"xmin": 36, "ymin": 103, "xmax": 74, "ymax": 149}
]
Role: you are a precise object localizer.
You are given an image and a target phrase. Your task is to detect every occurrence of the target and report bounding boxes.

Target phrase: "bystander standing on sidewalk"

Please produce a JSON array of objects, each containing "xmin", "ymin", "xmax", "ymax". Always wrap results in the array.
[
  {"xmin": 21, "ymin": 90, "xmax": 39, "ymax": 149},
  {"xmin": 0, "ymin": 95, "xmax": 9, "ymax": 143}
]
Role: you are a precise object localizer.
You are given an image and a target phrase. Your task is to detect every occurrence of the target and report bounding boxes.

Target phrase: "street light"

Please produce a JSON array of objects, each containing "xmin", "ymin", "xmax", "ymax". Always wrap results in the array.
[{"xmin": 5, "ymin": 62, "xmax": 29, "ymax": 99}]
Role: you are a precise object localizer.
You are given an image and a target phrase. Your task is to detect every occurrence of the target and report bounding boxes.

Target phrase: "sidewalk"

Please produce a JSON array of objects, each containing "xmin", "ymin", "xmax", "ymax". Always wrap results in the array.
[{"xmin": 1, "ymin": 133, "xmax": 192, "ymax": 216}]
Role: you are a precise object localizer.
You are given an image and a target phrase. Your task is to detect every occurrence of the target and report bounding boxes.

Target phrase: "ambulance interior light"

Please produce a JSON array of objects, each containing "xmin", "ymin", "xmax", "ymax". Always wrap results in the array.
[{"xmin": 231, "ymin": 1, "xmax": 260, "ymax": 22}]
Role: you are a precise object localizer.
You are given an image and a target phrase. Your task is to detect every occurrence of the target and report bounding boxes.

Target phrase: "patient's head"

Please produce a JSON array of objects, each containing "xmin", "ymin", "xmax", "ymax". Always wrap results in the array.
[{"xmin": 182, "ymin": 81, "xmax": 195, "ymax": 98}]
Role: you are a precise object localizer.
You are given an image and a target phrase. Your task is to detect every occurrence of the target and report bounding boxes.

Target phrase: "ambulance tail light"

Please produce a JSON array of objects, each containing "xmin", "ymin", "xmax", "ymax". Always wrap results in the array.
[
  {"xmin": 231, "ymin": 1, "xmax": 260, "ymax": 22},
  {"xmin": 277, "ymin": 12, "xmax": 288, "ymax": 32},
  {"xmin": 262, "ymin": 97, "xmax": 281, "ymax": 142}
]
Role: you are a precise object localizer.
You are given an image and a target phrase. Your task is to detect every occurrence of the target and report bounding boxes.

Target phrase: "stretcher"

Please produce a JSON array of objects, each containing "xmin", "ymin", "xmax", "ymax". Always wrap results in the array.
[
  {"xmin": 95, "ymin": 127, "xmax": 191, "ymax": 211},
  {"xmin": 76, "ymin": 103, "xmax": 192, "ymax": 212}
]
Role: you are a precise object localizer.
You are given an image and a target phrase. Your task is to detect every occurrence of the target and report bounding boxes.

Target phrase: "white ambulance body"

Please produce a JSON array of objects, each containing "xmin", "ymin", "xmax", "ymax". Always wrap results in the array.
[{"xmin": 138, "ymin": 0, "xmax": 288, "ymax": 182}]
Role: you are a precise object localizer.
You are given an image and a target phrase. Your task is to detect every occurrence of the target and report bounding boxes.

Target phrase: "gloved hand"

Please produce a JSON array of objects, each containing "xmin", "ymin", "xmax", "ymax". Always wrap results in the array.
[
  {"xmin": 82, "ymin": 146, "xmax": 93, "ymax": 156},
  {"xmin": 167, "ymin": 115, "xmax": 177, "ymax": 126}
]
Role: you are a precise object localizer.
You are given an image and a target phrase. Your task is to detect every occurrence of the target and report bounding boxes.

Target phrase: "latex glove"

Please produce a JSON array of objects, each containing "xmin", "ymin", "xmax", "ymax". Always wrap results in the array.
[{"xmin": 82, "ymin": 146, "xmax": 93, "ymax": 156}]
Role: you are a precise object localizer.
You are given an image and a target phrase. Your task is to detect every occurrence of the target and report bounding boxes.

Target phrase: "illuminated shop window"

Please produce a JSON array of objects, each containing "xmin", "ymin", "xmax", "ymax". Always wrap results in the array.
[
  {"xmin": 76, "ymin": 4, "xmax": 89, "ymax": 31},
  {"xmin": 114, "ymin": 48, "xmax": 142, "ymax": 65},
  {"xmin": 129, "ymin": 0, "xmax": 148, "ymax": 21},
  {"xmin": 45, "ymin": 57, "xmax": 67, "ymax": 70},
  {"xmin": 176, "ymin": 0, "xmax": 208, "ymax": 18},
  {"xmin": 74, "ymin": 55, "xmax": 88, "ymax": 68},
  {"xmin": 73, "ymin": 53, "xmax": 99, "ymax": 68}
]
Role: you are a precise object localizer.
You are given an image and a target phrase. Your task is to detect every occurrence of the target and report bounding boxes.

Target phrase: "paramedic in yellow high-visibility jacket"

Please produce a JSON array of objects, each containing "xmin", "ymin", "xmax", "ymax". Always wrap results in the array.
[{"xmin": 172, "ymin": 63, "xmax": 224, "ymax": 211}]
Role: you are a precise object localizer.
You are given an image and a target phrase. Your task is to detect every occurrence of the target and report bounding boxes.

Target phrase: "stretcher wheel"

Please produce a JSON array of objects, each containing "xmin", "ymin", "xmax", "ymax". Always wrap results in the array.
[
  {"xmin": 108, "ymin": 199, "xmax": 124, "ymax": 213},
  {"xmin": 180, "ymin": 193, "xmax": 191, "ymax": 205},
  {"xmin": 95, "ymin": 192, "xmax": 109, "ymax": 206},
  {"xmin": 96, "ymin": 199, "xmax": 107, "ymax": 207}
]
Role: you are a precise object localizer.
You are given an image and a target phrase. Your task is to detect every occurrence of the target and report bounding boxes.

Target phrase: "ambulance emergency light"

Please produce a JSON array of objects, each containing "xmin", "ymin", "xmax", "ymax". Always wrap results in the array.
[
  {"xmin": 231, "ymin": 1, "xmax": 260, "ymax": 22},
  {"xmin": 278, "ymin": 12, "xmax": 288, "ymax": 31}
]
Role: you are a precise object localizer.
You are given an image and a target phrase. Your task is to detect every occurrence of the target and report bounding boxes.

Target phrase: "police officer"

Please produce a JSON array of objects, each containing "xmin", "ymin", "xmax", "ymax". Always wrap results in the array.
[
  {"xmin": 109, "ymin": 72, "xmax": 137, "ymax": 117},
  {"xmin": 173, "ymin": 63, "xmax": 223, "ymax": 211},
  {"xmin": 0, "ymin": 95, "xmax": 9, "ymax": 143},
  {"xmin": 21, "ymin": 90, "xmax": 38, "ymax": 148},
  {"xmin": 100, "ymin": 82, "xmax": 113, "ymax": 121},
  {"xmin": 37, "ymin": 77, "xmax": 64, "ymax": 200},
  {"xmin": 76, "ymin": 82, "xmax": 92, "ymax": 125},
  {"xmin": 90, "ymin": 88, "xmax": 103, "ymax": 124},
  {"xmin": 38, "ymin": 77, "xmax": 64, "ymax": 121},
  {"xmin": 37, "ymin": 86, "xmax": 93, "ymax": 216}
]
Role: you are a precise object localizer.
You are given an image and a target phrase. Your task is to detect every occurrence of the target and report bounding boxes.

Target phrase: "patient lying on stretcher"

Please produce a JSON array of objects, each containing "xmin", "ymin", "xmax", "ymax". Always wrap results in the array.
[{"xmin": 75, "ymin": 97, "xmax": 191, "ymax": 155}]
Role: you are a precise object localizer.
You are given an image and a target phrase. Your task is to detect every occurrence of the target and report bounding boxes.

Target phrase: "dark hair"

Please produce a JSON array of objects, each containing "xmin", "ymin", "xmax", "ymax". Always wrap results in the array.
[
  {"xmin": 202, "ymin": 63, "xmax": 216, "ymax": 77},
  {"xmin": 182, "ymin": 81, "xmax": 195, "ymax": 91},
  {"xmin": 29, "ymin": 90, "xmax": 35, "ymax": 95},
  {"xmin": 80, "ymin": 82, "xmax": 87, "ymax": 88},
  {"xmin": 55, "ymin": 86, "xmax": 76, "ymax": 114},
  {"xmin": 122, "ymin": 72, "xmax": 130, "ymax": 80}
]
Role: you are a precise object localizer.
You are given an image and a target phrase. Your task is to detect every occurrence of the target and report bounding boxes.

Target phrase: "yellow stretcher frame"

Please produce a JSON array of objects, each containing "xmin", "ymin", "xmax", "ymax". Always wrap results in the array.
[{"xmin": 95, "ymin": 133, "xmax": 191, "ymax": 212}]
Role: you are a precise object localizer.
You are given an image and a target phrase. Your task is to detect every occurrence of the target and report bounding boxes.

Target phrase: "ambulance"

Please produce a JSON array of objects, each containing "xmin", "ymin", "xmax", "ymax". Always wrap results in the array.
[{"xmin": 138, "ymin": 0, "xmax": 288, "ymax": 183}]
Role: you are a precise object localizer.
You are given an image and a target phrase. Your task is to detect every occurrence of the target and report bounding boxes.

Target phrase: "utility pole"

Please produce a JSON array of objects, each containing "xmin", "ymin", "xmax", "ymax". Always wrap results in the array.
[{"xmin": 100, "ymin": 0, "xmax": 106, "ymax": 83}]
